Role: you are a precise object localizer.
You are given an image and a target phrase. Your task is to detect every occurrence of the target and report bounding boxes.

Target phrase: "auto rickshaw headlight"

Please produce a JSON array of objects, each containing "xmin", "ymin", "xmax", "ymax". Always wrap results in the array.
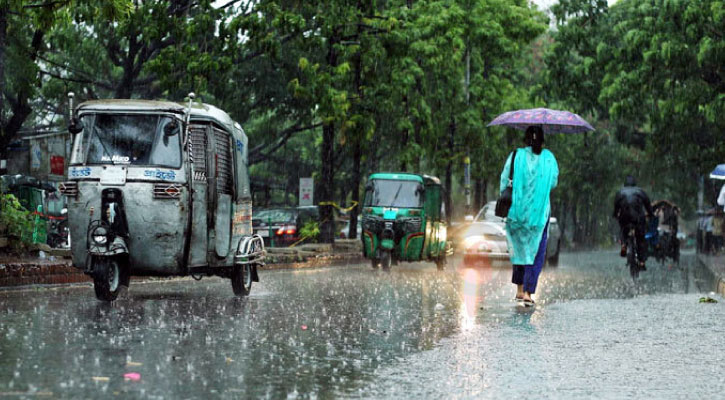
[{"xmin": 91, "ymin": 226, "xmax": 108, "ymax": 245}]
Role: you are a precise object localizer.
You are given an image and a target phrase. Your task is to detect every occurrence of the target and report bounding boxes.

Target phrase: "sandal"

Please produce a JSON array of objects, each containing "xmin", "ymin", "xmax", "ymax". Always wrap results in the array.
[{"xmin": 523, "ymin": 299, "xmax": 535, "ymax": 307}]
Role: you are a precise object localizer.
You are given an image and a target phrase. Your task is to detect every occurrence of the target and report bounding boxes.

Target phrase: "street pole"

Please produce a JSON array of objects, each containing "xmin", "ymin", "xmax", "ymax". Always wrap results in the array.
[
  {"xmin": 464, "ymin": 156, "xmax": 471, "ymax": 213},
  {"xmin": 464, "ymin": 45, "xmax": 471, "ymax": 215}
]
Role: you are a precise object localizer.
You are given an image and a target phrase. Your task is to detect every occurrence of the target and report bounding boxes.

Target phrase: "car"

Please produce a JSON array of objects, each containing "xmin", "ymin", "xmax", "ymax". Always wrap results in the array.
[
  {"xmin": 546, "ymin": 217, "xmax": 562, "ymax": 266},
  {"xmin": 252, "ymin": 206, "xmax": 320, "ymax": 246},
  {"xmin": 470, "ymin": 201, "xmax": 562, "ymax": 266},
  {"xmin": 474, "ymin": 201, "xmax": 505, "ymax": 224},
  {"xmin": 461, "ymin": 221, "xmax": 509, "ymax": 266}
]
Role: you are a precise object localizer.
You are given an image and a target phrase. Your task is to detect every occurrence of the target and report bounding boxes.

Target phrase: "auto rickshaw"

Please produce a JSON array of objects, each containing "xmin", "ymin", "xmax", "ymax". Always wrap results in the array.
[
  {"xmin": 0, "ymin": 174, "xmax": 58, "ymax": 245},
  {"xmin": 361, "ymin": 172, "xmax": 448, "ymax": 270},
  {"xmin": 647, "ymin": 199, "xmax": 680, "ymax": 264},
  {"xmin": 59, "ymin": 93, "xmax": 265, "ymax": 301}
]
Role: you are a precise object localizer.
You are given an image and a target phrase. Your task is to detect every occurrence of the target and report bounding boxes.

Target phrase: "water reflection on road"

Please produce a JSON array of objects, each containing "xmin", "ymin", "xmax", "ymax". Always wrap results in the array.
[{"xmin": 0, "ymin": 251, "xmax": 722, "ymax": 398}]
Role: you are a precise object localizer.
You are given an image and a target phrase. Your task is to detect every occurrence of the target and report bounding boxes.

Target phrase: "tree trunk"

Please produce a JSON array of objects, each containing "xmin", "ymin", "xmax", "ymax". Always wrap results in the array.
[
  {"xmin": 349, "ymin": 141, "xmax": 361, "ymax": 239},
  {"xmin": 0, "ymin": 4, "xmax": 7, "ymax": 145},
  {"xmin": 320, "ymin": 122, "xmax": 336, "ymax": 243},
  {"xmin": 445, "ymin": 116, "xmax": 455, "ymax": 223},
  {"xmin": 474, "ymin": 178, "xmax": 485, "ymax": 212},
  {"xmin": 400, "ymin": 95, "xmax": 409, "ymax": 172},
  {"xmin": 571, "ymin": 203, "xmax": 580, "ymax": 248},
  {"xmin": 319, "ymin": 36, "xmax": 339, "ymax": 244}
]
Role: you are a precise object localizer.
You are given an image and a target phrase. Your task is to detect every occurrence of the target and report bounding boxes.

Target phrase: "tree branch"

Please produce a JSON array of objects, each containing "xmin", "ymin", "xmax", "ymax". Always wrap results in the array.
[
  {"xmin": 22, "ymin": 1, "xmax": 70, "ymax": 9},
  {"xmin": 249, "ymin": 122, "xmax": 322, "ymax": 165}
]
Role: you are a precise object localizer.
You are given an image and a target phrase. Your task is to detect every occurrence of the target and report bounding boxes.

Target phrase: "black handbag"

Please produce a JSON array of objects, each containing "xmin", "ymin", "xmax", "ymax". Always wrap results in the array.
[{"xmin": 495, "ymin": 149, "xmax": 517, "ymax": 218}]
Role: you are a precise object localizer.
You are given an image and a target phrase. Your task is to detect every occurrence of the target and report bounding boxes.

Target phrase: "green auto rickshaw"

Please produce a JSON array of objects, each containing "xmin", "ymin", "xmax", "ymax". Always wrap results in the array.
[{"xmin": 361, "ymin": 172, "xmax": 448, "ymax": 270}]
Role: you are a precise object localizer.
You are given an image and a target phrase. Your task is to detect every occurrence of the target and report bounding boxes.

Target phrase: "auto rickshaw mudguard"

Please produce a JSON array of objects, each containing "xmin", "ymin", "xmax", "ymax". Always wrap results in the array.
[{"xmin": 380, "ymin": 238, "xmax": 394, "ymax": 250}]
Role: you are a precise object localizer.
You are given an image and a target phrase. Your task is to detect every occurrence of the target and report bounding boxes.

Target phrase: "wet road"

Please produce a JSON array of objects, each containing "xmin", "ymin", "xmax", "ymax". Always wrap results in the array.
[{"xmin": 1, "ymin": 251, "xmax": 724, "ymax": 399}]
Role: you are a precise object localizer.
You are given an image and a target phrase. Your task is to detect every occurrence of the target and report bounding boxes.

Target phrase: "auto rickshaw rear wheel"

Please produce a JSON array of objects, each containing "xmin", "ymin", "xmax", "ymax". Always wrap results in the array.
[
  {"xmin": 435, "ymin": 255, "xmax": 446, "ymax": 271},
  {"xmin": 231, "ymin": 263, "xmax": 253, "ymax": 296},
  {"xmin": 92, "ymin": 257, "xmax": 129, "ymax": 302},
  {"xmin": 370, "ymin": 258, "xmax": 379, "ymax": 269}
]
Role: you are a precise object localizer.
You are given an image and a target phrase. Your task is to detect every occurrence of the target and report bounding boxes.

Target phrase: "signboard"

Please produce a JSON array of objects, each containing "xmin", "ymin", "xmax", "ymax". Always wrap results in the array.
[
  {"xmin": 299, "ymin": 178, "xmax": 314, "ymax": 206},
  {"xmin": 50, "ymin": 156, "xmax": 65, "ymax": 176}
]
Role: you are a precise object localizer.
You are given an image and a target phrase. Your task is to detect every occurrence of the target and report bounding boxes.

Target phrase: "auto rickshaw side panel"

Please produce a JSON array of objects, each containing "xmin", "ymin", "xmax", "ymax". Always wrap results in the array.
[
  {"xmin": 186, "ymin": 110, "xmax": 252, "ymax": 268},
  {"xmin": 421, "ymin": 181, "xmax": 439, "ymax": 259},
  {"xmin": 228, "ymin": 124, "xmax": 252, "ymax": 264},
  {"xmin": 68, "ymin": 180, "xmax": 189, "ymax": 274}
]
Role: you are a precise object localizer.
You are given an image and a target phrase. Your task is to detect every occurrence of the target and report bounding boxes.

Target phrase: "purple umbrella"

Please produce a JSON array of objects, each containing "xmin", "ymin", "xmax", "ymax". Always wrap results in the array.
[{"xmin": 487, "ymin": 108, "xmax": 594, "ymax": 134}]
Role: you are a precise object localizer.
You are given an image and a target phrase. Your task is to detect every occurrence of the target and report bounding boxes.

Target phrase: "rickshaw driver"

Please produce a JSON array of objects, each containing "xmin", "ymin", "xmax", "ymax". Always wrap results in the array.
[{"xmin": 613, "ymin": 175, "xmax": 654, "ymax": 269}]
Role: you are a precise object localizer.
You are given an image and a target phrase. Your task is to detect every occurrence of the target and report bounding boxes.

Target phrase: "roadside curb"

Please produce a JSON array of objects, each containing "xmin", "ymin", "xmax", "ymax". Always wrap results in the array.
[
  {"xmin": 0, "ymin": 252, "xmax": 364, "ymax": 291},
  {"xmin": 697, "ymin": 253, "xmax": 725, "ymax": 296}
]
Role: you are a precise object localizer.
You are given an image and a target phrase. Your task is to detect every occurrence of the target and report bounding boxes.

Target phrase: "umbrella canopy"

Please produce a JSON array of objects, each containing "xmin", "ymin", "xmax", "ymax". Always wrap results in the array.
[
  {"xmin": 710, "ymin": 164, "xmax": 725, "ymax": 180},
  {"xmin": 487, "ymin": 108, "xmax": 594, "ymax": 134}
]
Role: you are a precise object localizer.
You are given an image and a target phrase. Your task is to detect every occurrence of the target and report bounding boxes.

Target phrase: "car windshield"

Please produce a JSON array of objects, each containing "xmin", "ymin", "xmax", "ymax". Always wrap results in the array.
[
  {"xmin": 255, "ymin": 209, "xmax": 296, "ymax": 223},
  {"xmin": 364, "ymin": 179, "xmax": 422, "ymax": 208},
  {"xmin": 467, "ymin": 223, "xmax": 505, "ymax": 237},
  {"xmin": 475, "ymin": 202, "xmax": 503, "ymax": 222},
  {"xmin": 45, "ymin": 192, "xmax": 66, "ymax": 217},
  {"xmin": 72, "ymin": 113, "xmax": 182, "ymax": 168}
]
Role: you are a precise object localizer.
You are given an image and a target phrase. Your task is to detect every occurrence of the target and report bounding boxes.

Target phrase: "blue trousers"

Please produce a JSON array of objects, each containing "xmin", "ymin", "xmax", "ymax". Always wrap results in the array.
[{"xmin": 512, "ymin": 224, "xmax": 548, "ymax": 294}]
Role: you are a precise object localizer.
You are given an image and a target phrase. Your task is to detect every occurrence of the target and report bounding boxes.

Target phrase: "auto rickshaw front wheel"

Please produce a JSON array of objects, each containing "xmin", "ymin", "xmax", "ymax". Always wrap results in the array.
[
  {"xmin": 92, "ymin": 257, "xmax": 129, "ymax": 302},
  {"xmin": 380, "ymin": 251, "xmax": 392, "ymax": 270},
  {"xmin": 231, "ymin": 263, "xmax": 253, "ymax": 296}
]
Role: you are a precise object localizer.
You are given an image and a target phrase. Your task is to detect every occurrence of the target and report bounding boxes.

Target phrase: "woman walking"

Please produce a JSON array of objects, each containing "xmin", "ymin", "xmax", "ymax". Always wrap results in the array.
[{"xmin": 499, "ymin": 125, "xmax": 558, "ymax": 306}]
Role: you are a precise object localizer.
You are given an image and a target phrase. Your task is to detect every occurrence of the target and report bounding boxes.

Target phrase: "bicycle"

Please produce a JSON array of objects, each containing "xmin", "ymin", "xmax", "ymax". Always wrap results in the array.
[{"xmin": 625, "ymin": 225, "xmax": 642, "ymax": 281}]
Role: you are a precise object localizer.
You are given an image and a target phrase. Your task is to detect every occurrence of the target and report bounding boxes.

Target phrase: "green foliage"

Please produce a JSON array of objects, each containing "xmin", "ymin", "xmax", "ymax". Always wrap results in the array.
[
  {"xmin": 0, "ymin": 0, "xmax": 132, "ymax": 154},
  {"xmin": 299, "ymin": 220, "xmax": 320, "ymax": 241},
  {"xmin": 0, "ymin": 194, "xmax": 33, "ymax": 244}
]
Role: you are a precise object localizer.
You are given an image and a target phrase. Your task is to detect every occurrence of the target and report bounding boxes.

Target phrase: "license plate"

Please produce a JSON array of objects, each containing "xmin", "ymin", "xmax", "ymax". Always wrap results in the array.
[
  {"xmin": 100, "ymin": 166, "xmax": 127, "ymax": 185},
  {"xmin": 256, "ymin": 230, "xmax": 269, "ymax": 237}
]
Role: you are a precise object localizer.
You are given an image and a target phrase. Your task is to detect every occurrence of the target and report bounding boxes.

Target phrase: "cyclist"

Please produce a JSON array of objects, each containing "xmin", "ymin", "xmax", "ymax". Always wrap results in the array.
[{"xmin": 613, "ymin": 176, "xmax": 654, "ymax": 270}]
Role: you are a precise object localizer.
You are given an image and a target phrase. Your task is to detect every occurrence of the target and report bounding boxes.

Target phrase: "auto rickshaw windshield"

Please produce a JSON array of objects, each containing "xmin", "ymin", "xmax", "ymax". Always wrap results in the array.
[
  {"xmin": 71, "ymin": 113, "xmax": 182, "ymax": 168},
  {"xmin": 254, "ymin": 209, "xmax": 296, "ymax": 223},
  {"xmin": 364, "ymin": 179, "xmax": 422, "ymax": 208}
]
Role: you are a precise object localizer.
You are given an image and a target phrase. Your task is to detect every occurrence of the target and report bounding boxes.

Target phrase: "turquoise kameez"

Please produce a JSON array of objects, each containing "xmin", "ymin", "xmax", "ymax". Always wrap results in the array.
[{"xmin": 499, "ymin": 147, "xmax": 559, "ymax": 265}]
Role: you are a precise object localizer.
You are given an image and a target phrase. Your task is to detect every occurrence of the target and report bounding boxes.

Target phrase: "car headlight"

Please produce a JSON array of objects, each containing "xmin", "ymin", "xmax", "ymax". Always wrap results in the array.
[
  {"xmin": 463, "ymin": 236, "xmax": 480, "ymax": 250},
  {"xmin": 91, "ymin": 226, "xmax": 108, "ymax": 245}
]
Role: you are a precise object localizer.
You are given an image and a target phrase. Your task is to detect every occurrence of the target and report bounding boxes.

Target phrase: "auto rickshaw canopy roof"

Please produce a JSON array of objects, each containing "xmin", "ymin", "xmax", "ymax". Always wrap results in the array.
[
  {"xmin": 368, "ymin": 173, "xmax": 442, "ymax": 186},
  {"xmin": 76, "ymin": 99, "xmax": 244, "ymax": 139}
]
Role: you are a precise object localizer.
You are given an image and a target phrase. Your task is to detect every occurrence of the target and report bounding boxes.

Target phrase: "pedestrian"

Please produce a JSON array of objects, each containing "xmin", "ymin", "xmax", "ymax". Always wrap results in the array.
[
  {"xmin": 713, "ymin": 208, "xmax": 723, "ymax": 254},
  {"xmin": 500, "ymin": 125, "xmax": 559, "ymax": 307},
  {"xmin": 696, "ymin": 210, "xmax": 705, "ymax": 253},
  {"xmin": 704, "ymin": 211, "xmax": 714, "ymax": 254}
]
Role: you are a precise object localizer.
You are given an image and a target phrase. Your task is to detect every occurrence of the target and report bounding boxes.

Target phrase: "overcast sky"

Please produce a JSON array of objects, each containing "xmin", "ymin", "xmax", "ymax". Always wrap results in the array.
[{"xmin": 533, "ymin": 0, "xmax": 618, "ymax": 11}]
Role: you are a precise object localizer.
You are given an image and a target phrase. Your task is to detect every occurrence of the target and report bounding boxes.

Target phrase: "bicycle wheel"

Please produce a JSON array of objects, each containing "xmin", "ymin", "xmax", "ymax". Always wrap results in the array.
[{"xmin": 627, "ymin": 234, "xmax": 639, "ymax": 280}]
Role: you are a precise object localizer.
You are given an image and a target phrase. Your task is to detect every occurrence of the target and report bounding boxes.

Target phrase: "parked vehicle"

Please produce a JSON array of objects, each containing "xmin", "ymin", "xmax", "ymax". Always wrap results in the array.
[
  {"xmin": 361, "ymin": 172, "xmax": 448, "ymax": 270},
  {"xmin": 0, "ymin": 174, "xmax": 67, "ymax": 246},
  {"xmin": 252, "ymin": 206, "xmax": 319, "ymax": 246},
  {"xmin": 60, "ymin": 93, "xmax": 265, "ymax": 301},
  {"xmin": 646, "ymin": 200, "xmax": 681, "ymax": 264},
  {"xmin": 470, "ymin": 200, "xmax": 561, "ymax": 266},
  {"xmin": 474, "ymin": 200, "xmax": 505, "ymax": 225}
]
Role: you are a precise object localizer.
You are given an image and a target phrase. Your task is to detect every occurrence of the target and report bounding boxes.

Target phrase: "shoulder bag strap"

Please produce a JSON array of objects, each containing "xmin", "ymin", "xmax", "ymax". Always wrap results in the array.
[{"xmin": 508, "ymin": 149, "xmax": 517, "ymax": 186}]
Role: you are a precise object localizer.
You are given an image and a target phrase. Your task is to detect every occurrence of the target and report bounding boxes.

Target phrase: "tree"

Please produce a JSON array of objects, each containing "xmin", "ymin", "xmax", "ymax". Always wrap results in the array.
[{"xmin": 0, "ymin": 0, "xmax": 130, "ymax": 158}]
